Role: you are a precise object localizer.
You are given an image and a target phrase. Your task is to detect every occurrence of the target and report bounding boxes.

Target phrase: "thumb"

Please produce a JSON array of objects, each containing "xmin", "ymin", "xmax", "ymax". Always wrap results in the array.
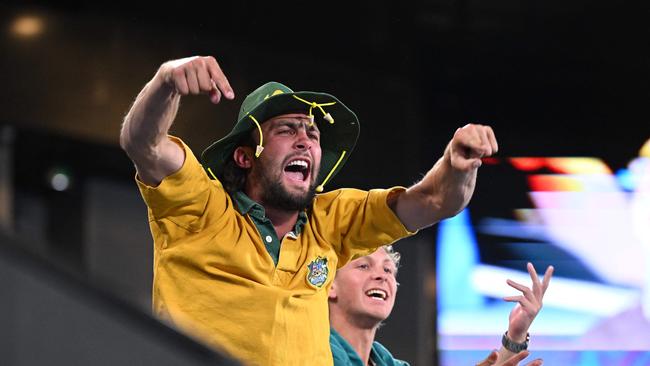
[{"xmin": 208, "ymin": 87, "xmax": 222, "ymax": 104}]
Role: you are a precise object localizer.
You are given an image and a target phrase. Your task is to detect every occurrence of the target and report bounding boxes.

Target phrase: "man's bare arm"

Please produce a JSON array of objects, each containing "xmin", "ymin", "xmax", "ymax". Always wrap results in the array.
[
  {"xmin": 119, "ymin": 56, "xmax": 234, "ymax": 186},
  {"xmin": 390, "ymin": 124, "xmax": 498, "ymax": 231}
]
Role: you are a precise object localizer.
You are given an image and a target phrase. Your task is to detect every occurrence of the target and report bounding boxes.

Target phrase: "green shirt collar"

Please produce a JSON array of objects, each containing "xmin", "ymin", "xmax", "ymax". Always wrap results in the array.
[
  {"xmin": 232, "ymin": 191, "xmax": 308, "ymax": 235},
  {"xmin": 330, "ymin": 328, "xmax": 410, "ymax": 366}
]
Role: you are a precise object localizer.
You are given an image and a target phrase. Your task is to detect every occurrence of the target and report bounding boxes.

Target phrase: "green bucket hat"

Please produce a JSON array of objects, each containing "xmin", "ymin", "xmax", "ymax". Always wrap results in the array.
[{"xmin": 201, "ymin": 81, "xmax": 360, "ymax": 192}]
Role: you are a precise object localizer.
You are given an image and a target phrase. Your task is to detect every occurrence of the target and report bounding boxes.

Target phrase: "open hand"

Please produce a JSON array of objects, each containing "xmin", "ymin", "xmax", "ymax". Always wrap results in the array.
[{"xmin": 504, "ymin": 263, "xmax": 554, "ymax": 341}]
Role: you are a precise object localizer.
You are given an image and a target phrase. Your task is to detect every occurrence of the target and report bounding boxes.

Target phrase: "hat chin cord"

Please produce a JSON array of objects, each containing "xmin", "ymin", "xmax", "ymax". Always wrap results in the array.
[
  {"xmin": 291, "ymin": 95, "xmax": 343, "ymax": 192},
  {"xmin": 315, "ymin": 150, "xmax": 346, "ymax": 193},
  {"xmin": 248, "ymin": 115, "xmax": 265, "ymax": 157}
]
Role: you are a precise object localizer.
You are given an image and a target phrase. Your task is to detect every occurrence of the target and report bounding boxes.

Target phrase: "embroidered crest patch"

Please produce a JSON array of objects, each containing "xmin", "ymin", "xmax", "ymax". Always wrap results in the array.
[{"xmin": 306, "ymin": 256, "xmax": 329, "ymax": 288}]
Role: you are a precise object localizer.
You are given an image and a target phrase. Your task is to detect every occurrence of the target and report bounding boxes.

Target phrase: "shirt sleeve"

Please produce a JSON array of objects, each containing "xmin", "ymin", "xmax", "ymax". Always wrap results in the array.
[
  {"xmin": 312, "ymin": 187, "xmax": 417, "ymax": 266},
  {"xmin": 135, "ymin": 136, "xmax": 230, "ymax": 233}
]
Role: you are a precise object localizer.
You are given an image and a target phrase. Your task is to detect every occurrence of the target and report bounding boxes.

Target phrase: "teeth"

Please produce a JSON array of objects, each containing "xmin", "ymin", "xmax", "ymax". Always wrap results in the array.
[
  {"xmin": 287, "ymin": 160, "xmax": 308, "ymax": 168},
  {"xmin": 365, "ymin": 289, "xmax": 387, "ymax": 300}
]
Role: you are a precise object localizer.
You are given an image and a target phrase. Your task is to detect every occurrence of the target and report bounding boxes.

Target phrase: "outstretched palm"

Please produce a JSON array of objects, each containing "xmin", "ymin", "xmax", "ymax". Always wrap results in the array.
[{"xmin": 503, "ymin": 263, "xmax": 554, "ymax": 342}]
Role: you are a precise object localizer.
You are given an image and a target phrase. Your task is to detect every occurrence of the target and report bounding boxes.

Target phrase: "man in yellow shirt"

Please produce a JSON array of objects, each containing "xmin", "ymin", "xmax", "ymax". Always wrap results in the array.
[{"xmin": 120, "ymin": 56, "xmax": 498, "ymax": 365}]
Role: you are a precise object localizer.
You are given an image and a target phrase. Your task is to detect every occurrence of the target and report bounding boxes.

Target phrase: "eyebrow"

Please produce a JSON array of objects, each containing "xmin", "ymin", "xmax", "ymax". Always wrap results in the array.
[
  {"xmin": 362, "ymin": 256, "xmax": 395, "ymax": 267},
  {"xmin": 272, "ymin": 119, "xmax": 321, "ymax": 134},
  {"xmin": 383, "ymin": 259, "xmax": 396, "ymax": 268}
]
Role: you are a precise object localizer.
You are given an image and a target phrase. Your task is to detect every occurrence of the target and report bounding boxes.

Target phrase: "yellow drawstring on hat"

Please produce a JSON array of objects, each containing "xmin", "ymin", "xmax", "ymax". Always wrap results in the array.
[
  {"xmin": 292, "ymin": 95, "xmax": 336, "ymax": 126},
  {"xmin": 248, "ymin": 115, "xmax": 265, "ymax": 157},
  {"xmin": 248, "ymin": 96, "xmax": 336, "ymax": 157},
  {"xmin": 291, "ymin": 95, "xmax": 346, "ymax": 193},
  {"xmin": 207, "ymin": 167, "xmax": 218, "ymax": 180},
  {"xmin": 315, "ymin": 150, "xmax": 347, "ymax": 193},
  {"xmin": 246, "ymin": 95, "xmax": 345, "ymax": 192}
]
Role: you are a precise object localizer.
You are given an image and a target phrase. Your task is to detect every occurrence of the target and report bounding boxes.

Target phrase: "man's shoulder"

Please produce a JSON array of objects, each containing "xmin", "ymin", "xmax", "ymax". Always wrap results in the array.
[
  {"xmin": 311, "ymin": 187, "xmax": 403, "ymax": 213},
  {"xmin": 310, "ymin": 188, "xmax": 368, "ymax": 219},
  {"xmin": 317, "ymin": 187, "xmax": 367, "ymax": 197},
  {"xmin": 136, "ymin": 135, "xmax": 230, "ymax": 214},
  {"xmin": 312, "ymin": 187, "xmax": 367, "ymax": 205}
]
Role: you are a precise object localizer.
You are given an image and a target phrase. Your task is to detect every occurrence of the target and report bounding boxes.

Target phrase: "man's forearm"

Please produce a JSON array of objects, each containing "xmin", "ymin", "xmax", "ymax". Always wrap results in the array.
[
  {"xmin": 391, "ymin": 146, "xmax": 477, "ymax": 231},
  {"xmin": 419, "ymin": 145, "xmax": 477, "ymax": 216},
  {"xmin": 120, "ymin": 73, "xmax": 180, "ymax": 161},
  {"xmin": 119, "ymin": 69, "xmax": 186, "ymax": 186},
  {"xmin": 119, "ymin": 56, "xmax": 234, "ymax": 186}
]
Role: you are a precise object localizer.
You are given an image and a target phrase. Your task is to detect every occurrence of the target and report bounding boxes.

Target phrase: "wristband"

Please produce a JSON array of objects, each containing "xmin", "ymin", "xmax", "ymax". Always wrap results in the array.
[{"xmin": 501, "ymin": 331, "xmax": 529, "ymax": 353}]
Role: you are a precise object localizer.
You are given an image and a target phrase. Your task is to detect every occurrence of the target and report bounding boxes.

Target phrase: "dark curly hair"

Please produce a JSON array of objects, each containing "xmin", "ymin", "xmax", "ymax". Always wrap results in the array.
[{"xmin": 219, "ymin": 132, "xmax": 256, "ymax": 194}]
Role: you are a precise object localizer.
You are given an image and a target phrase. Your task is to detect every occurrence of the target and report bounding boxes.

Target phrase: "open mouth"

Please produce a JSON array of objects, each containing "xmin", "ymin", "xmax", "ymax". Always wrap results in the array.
[
  {"xmin": 284, "ymin": 158, "xmax": 310, "ymax": 182},
  {"xmin": 365, "ymin": 289, "xmax": 388, "ymax": 301}
]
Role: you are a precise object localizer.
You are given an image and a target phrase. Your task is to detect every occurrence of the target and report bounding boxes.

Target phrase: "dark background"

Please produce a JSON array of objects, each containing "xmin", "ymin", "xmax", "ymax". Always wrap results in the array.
[{"xmin": 1, "ymin": 1, "xmax": 650, "ymax": 364}]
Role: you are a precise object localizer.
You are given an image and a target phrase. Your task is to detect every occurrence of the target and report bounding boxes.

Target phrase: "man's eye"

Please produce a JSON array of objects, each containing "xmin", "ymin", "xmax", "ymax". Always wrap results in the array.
[
  {"xmin": 357, "ymin": 264, "xmax": 369, "ymax": 269},
  {"xmin": 384, "ymin": 267, "xmax": 393, "ymax": 274}
]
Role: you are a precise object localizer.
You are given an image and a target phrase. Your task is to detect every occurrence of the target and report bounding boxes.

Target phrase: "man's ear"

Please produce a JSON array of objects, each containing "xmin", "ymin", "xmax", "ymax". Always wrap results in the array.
[
  {"xmin": 233, "ymin": 146, "xmax": 253, "ymax": 169},
  {"xmin": 328, "ymin": 283, "xmax": 337, "ymax": 300}
]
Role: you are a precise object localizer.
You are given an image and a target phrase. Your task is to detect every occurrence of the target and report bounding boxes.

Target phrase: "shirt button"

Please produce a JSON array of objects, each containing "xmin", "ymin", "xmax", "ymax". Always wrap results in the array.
[{"xmin": 265, "ymin": 235, "xmax": 273, "ymax": 243}]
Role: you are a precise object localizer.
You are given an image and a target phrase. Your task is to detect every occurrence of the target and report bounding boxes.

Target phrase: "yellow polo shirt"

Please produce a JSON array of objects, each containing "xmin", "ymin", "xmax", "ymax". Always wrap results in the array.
[{"xmin": 136, "ymin": 137, "xmax": 414, "ymax": 366}]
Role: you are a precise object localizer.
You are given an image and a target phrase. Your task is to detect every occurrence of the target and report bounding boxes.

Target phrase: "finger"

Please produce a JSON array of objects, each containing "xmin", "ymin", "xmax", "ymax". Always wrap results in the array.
[
  {"xmin": 185, "ymin": 67, "xmax": 200, "ymax": 95},
  {"xmin": 478, "ymin": 125, "xmax": 494, "ymax": 156},
  {"xmin": 503, "ymin": 295, "xmax": 534, "ymax": 311},
  {"xmin": 485, "ymin": 125, "xmax": 499, "ymax": 154},
  {"xmin": 460, "ymin": 124, "xmax": 488, "ymax": 155},
  {"xmin": 541, "ymin": 265, "xmax": 554, "ymax": 295},
  {"xmin": 451, "ymin": 127, "xmax": 485, "ymax": 170},
  {"xmin": 172, "ymin": 67, "xmax": 189, "ymax": 95},
  {"xmin": 503, "ymin": 350, "xmax": 530, "ymax": 366},
  {"xmin": 503, "ymin": 296, "xmax": 540, "ymax": 318},
  {"xmin": 196, "ymin": 64, "xmax": 214, "ymax": 93},
  {"xmin": 209, "ymin": 83, "xmax": 222, "ymax": 104},
  {"xmin": 206, "ymin": 56, "xmax": 234, "ymax": 99},
  {"xmin": 528, "ymin": 262, "xmax": 540, "ymax": 286},
  {"xmin": 527, "ymin": 262, "xmax": 544, "ymax": 299},
  {"xmin": 525, "ymin": 359, "xmax": 543, "ymax": 366},
  {"xmin": 506, "ymin": 279, "xmax": 536, "ymax": 304}
]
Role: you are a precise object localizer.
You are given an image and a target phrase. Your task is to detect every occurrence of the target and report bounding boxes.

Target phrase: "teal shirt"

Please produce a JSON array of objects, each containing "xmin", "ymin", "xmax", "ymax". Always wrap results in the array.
[
  {"xmin": 232, "ymin": 191, "xmax": 308, "ymax": 266},
  {"xmin": 330, "ymin": 328, "xmax": 410, "ymax": 366}
]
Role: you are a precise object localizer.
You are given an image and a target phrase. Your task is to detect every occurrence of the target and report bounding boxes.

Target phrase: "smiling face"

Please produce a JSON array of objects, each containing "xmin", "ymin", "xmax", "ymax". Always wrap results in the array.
[
  {"xmin": 328, "ymin": 248, "xmax": 399, "ymax": 329},
  {"xmin": 236, "ymin": 113, "xmax": 322, "ymax": 211}
]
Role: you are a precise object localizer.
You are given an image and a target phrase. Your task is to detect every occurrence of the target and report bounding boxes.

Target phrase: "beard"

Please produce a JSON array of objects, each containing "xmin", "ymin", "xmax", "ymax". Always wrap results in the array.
[{"xmin": 255, "ymin": 159, "xmax": 317, "ymax": 211}]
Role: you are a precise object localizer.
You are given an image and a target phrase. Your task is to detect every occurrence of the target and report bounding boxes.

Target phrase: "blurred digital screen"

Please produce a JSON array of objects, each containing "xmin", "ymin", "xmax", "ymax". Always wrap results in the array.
[{"xmin": 436, "ymin": 141, "xmax": 650, "ymax": 365}]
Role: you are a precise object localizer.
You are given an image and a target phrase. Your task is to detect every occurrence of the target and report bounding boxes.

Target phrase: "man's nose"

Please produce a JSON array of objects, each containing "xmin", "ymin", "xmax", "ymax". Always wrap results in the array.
[
  {"xmin": 373, "ymin": 268, "xmax": 388, "ymax": 281},
  {"xmin": 294, "ymin": 129, "xmax": 312, "ymax": 150}
]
